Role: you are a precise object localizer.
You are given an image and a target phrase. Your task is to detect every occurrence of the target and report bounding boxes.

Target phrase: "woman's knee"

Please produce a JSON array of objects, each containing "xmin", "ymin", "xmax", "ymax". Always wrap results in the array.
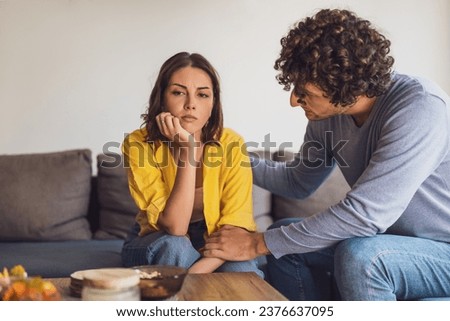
[
  {"xmin": 122, "ymin": 233, "xmax": 198, "ymax": 267},
  {"xmin": 219, "ymin": 260, "xmax": 264, "ymax": 278},
  {"xmin": 151, "ymin": 234, "xmax": 195, "ymax": 257}
]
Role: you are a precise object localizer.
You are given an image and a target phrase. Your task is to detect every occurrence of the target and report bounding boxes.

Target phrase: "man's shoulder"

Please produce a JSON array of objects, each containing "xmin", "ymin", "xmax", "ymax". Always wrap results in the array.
[
  {"xmin": 373, "ymin": 74, "xmax": 449, "ymax": 133},
  {"xmin": 390, "ymin": 73, "xmax": 447, "ymax": 100}
]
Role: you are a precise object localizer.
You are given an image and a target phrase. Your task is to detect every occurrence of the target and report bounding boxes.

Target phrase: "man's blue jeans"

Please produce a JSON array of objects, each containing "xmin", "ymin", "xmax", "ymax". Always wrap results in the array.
[
  {"xmin": 266, "ymin": 218, "xmax": 450, "ymax": 300},
  {"xmin": 122, "ymin": 221, "xmax": 264, "ymax": 278}
]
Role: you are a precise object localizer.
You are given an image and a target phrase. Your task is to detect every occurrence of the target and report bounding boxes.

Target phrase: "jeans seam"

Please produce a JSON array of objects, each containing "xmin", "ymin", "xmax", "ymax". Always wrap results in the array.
[
  {"xmin": 291, "ymin": 255, "xmax": 306, "ymax": 300},
  {"xmin": 366, "ymin": 249, "xmax": 397, "ymax": 300}
]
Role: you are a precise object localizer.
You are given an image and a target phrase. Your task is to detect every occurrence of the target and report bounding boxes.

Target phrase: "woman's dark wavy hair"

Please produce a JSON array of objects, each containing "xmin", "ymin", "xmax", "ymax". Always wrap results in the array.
[
  {"xmin": 274, "ymin": 9, "xmax": 395, "ymax": 106},
  {"xmin": 142, "ymin": 52, "xmax": 223, "ymax": 143}
]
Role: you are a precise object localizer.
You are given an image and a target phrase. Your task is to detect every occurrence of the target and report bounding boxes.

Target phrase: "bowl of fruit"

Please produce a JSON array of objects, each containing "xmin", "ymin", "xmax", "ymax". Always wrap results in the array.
[{"xmin": 0, "ymin": 265, "xmax": 60, "ymax": 301}]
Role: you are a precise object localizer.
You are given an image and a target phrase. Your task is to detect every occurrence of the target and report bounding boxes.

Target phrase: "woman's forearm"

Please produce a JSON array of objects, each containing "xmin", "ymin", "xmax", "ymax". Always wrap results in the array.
[
  {"xmin": 188, "ymin": 257, "xmax": 225, "ymax": 274},
  {"xmin": 158, "ymin": 148, "xmax": 198, "ymax": 235}
]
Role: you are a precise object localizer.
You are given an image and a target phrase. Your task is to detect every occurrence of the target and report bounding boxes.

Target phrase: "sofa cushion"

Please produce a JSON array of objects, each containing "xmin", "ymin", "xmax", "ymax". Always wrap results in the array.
[
  {"xmin": 252, "ymin": 184, "xmax": 273, "ymax": 232},
  {"xmin": 94, "ymin": 153, "xmax": 138, "ymax": 240},
  {"xmin": 271, "ymin": 151, "xmax": 350, "ymax": 220},
  {"xmin": 0, "ymin": 240, "xmax": 124, "ymax": 278},
  {"xmin": 0, "ymin": 149, "xmax": 92, "ymax": 241}
]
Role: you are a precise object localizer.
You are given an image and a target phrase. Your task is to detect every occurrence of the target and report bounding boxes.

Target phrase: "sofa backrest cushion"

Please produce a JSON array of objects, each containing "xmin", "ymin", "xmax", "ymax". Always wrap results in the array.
[
  {"xmin": 0, "ymin": 149, "xmax": 93, "ymax": 241},
  {"xmin": 249, "ymin": 150, "xmax": 274, "ymax": 231},
  {"xmin": 252, "ymin": 184, "xmax": 273, "ymax": 232},
  {"xmin": 94, "ymin": 153, "xmax": 138, "ymax": 240}
]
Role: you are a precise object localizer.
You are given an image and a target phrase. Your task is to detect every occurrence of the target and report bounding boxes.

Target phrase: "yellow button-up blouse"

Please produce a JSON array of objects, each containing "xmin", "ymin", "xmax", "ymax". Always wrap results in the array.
[{"xmin": 122, "ymin": 127, "xmax": 256, "ymax": 237}]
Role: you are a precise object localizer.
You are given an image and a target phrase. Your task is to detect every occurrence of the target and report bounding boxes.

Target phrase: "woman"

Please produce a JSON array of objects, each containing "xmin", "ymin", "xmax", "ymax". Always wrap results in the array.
[{"xmin": 121, "ymin": 52, "xmax": 263, "ymax": 277}]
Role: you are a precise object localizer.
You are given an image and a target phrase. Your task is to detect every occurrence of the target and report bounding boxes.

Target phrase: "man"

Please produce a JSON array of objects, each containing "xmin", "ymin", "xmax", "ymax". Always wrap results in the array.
[{"xmin": 203, "ymin": 9, "xmax": 450, "ymax": 300}]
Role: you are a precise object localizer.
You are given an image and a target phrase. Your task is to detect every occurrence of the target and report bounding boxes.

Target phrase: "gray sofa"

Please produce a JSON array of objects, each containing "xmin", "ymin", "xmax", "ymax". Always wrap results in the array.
[
  {"xmin": 0, "ymin": 150, "xmax": 134, "ymax": 277},
  {"xmin": 0, "ymin": 148, "xmax": 349, "ymax": 278},
  {"xmin": 3, "ymin": 148, "xmax": 447, "ymax": 301}
]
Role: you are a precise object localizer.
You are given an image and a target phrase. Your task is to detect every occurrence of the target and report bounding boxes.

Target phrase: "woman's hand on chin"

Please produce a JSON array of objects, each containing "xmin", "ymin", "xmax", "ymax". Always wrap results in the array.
[{"xmin": 156, "ymin": 112, "xmax": 199, "ymax": 148}]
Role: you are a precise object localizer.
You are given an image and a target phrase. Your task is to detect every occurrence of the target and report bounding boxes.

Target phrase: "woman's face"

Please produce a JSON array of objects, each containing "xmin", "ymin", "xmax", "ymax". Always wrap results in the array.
[{"xmin": 163, "ymin": 66, "xmax": 214, "ymax": 135}]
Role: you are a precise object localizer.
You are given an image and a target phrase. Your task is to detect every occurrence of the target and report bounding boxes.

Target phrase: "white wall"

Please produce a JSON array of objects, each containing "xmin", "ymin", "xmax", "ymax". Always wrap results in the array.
[{"xmin": 1, "ymin": 0, "xmax": 449, "ymax": 167}]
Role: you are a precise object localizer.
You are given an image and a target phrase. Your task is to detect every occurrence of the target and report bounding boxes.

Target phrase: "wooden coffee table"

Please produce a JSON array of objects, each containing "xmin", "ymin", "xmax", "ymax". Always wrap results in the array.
[{"xmin": 48, "ymin": 272, "xmax": 287, "ymax": 301}]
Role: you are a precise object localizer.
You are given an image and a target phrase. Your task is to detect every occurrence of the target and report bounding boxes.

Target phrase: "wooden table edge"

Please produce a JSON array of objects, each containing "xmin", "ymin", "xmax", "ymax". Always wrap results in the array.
[{"xmin": 47, "ymin": 272, "xmax": 287, "ymax": 301}]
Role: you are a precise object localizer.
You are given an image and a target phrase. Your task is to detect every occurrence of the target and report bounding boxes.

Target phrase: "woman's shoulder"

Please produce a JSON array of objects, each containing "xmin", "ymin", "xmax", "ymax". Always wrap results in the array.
[
  {"xmin": 219, "ymin": 127, "xmax": 245, "ymax": 143},
  {"xmin": 125, "ymin": 128, "xmax": 148, "ymax": 143}
]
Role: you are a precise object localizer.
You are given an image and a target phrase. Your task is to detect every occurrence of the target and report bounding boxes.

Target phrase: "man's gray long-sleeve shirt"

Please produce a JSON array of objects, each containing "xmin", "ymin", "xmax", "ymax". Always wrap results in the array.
[{"xmin": 254, "ymin": 74, "xmax": 450, "ymax": 258}]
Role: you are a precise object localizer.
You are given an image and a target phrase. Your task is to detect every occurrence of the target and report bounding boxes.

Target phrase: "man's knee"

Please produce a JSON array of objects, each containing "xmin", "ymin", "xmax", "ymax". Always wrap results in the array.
[
  {"xmin": 334, "ymin": 237, "xmax": 377, "ymax": 273},
  {"xmin": 334, "ymin": 236, "xmax": 401, "ymax": 300},
  {"xmin": 335, "ymin": 237, "xmax": 387, "ymax": 285}
]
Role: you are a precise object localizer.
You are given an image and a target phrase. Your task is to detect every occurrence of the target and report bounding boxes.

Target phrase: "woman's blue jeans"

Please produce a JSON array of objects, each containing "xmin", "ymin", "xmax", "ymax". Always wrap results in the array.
[
  {"xmin": 266, "ymin": 218, "xmax": 450, "ymax": 300},
  {"xmin": 122, "ymin": 221, "xmax": 264, "ymax": 278}
]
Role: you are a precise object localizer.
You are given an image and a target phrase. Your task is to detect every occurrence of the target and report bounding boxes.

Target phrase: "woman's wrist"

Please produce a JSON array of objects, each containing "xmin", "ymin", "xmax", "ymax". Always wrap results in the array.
[{"xmin": 178, "ymin": 147, "xmax": 201, "ymax": 167}]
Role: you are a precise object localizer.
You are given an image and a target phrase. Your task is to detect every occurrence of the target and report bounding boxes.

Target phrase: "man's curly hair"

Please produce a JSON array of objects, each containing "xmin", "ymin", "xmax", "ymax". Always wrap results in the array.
[{"xmin": 274, "ymin": 9, "xmax": 394, "ymax": 106}]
